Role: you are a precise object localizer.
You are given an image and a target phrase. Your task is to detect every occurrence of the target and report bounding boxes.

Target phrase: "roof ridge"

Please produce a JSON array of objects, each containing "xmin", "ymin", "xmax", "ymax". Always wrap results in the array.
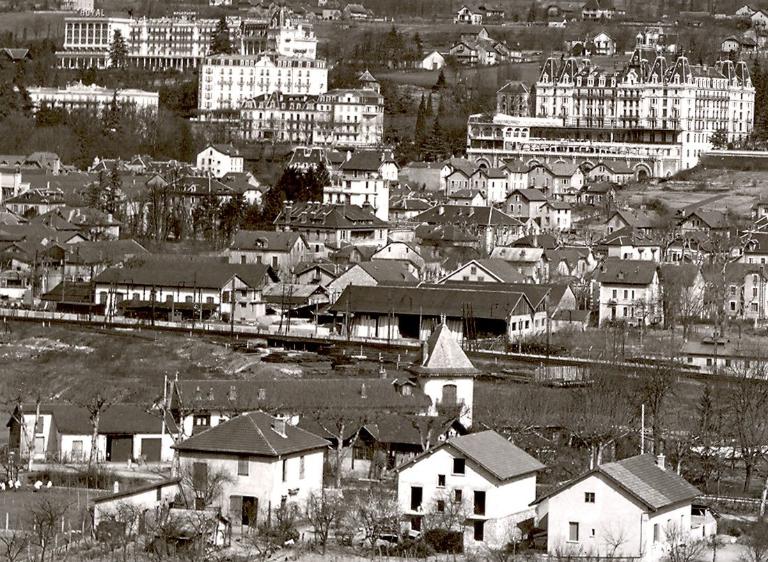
[{"xmin": 247, "ymin": 412, "xmax": 278, "ymax": 455}]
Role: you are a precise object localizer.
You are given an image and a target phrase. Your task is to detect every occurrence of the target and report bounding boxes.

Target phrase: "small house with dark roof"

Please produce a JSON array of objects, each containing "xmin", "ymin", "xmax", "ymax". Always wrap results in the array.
[
  {"xmin": 533, "ymin": 454, "xmax": 707, "ymax": 560},
  {"xmin": 174, "ymin": 411, "xmax": 328, "ymax": 527},
  {"xmin": 326, "ymin": 260, "xmax": 418, "ymax": 301},
  {"xmin": 397, "ymin": 429, "xmax": 545, "ymax": 549},
  {"xmin": 225, "ymin": 230, "xmax": 310, "ymax": 275},
  {"xmin": 596, "ymin": 259, "xmax": 661, "ymax": 326}
]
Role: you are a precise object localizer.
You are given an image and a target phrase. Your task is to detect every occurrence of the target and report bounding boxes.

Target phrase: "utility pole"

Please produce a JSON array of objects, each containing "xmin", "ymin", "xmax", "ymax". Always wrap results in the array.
[
  {"xmin": 640, "ymin": 403, "xmax": 645, "ymax": 454},
  {"xmin": 230, "ymin": 277, "xmax": 235, "ymax": 339}
]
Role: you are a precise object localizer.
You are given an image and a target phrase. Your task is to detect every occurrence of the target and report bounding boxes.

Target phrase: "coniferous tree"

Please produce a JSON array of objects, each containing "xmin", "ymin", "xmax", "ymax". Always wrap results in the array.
[
  {"xmin": 104, "ymin": 165, "xmax": 122, "ymax": 218},
  {"xmin": 435, "ymin": 69, "xmax": 446, "ymax": 89},
  {"xmin": 109, "ymin": 29, "xmax": 128, "ymax": 69},
  {"xmin": 414, "ymin": 94, "xmax": 427, "ymax": 155},
  {"xmin": 423, "ymin": 118, "xmax": 447, "ymax": 162},
  {"xmin": 426, "ymin": 92, "xmax": 433, "ymax": 116},
  {"xmin": 210, "ymin": 16, "xmax": 234, "ymax": 55}
]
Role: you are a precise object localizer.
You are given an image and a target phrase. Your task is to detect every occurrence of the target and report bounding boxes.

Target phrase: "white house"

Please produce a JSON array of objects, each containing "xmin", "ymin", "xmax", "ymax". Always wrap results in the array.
[
  {"xmin": 597, "ymin": 259, "xmax": 662, "ymax": 326},
  {"xmin": 7, "ymin": 404, "xmax": 174, "ymax": 464},
  {"xmin": 93, "ymin": 478, "xmax": 182, "ymax": 530},
  {"xmin": 323, "ymin": 150, "xmax": 397, "ymax": 222},
  {"xmin": 225, "ymin": 230, "xmax": 310, "ymax": 276},
  {"xmin": 174, "ymin": 411, "xmax": 327, "ymax": 529},
  {"xmin": 751, "ymin": 9, "xmax": 768, "ymax": 28},
  {"xmin": 455, "ymin": 6, "xmax": 483, "ymax": 24},
  {"xmin": 421, "ymin": 51, "xmax": 446, "ymax": 70},
  {"xmin": 326, "ymin": 261, "xmax": 417, "ymax": 302},
  {"xmin": 196, "ymin": 145, "xmax": 244, "ymax": 178},
  {"xmin": 397, "ymin": 430, "xmax": 544, "ymax": 550},
  {"xmin": 543, "ymin": 201, "xmax": 572, "ymax": 231},
  {"xmin": 371, "ymin": 241, "xmax": 425, "ymax": 275},
  {"xmin": 533, "ymin": 454, "xmax": 706, "ymax": 561}
]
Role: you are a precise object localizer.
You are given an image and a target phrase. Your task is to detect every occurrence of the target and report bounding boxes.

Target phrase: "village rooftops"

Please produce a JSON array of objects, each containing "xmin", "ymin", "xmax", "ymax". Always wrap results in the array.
[
  {"xmin": 533, "ymin": 454, "xmax": 700, "ymax": 511},
  {"xmin": 229, "ymin": 230, "xmax": 303, "ymax": 252},
  {"xmin": 6, "ymin": 404, "xmax": 169, "ymax": 435},
  {"xmin": 173, "ymin": 411, "xmax": 328, "ymax": 457},
  {"xmin": 356, "ymin": 261, "xmax": 419, "ymax": 284},
  {"xmin": 408, "ymin": 322, "xmax": 480, "ymax": 377},
  {"xmin": 398, "ymin": 430, "xmax": 545, "ymax": 482},
  {"xmin": 339, "ymin": 150, "xmax": 396, "ymax": 173},
  {"xmin": 275, "ymin": 202, "xmax": 387, "ymax": 229},
  {"xmin": 171, "ymin": 378, "xmax": 431, "ymax": 414},
  {"xmin": 64, "ymin": 240, "xmax": 148, "ymax": 265}
]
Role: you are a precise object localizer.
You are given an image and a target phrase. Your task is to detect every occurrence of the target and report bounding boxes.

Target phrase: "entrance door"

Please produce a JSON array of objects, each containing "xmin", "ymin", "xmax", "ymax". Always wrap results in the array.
[
  {"xmin": 442, "ymin": 384, "xmax": 458, "ymax": 406},
  {"xmin": 140, "ymin": 438, "xmax": 162, "ymax": 462},
  {"xmin": 410, "ymin": 486, "xmax": 423, "ymax": 511},
  {"xmin": 242, "ymin": 496, "xmax": 258, "ymax": 527},
  {"xmin": 108, "ymin": 435, "xmax": 133, "ymax": 462}
]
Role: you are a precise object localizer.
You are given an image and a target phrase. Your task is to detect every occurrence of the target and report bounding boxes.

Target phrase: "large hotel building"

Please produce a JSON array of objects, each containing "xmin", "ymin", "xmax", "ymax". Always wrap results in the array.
[{"xmin": 468, "ymin": 47, "xmax": 755, "ymax": 177}]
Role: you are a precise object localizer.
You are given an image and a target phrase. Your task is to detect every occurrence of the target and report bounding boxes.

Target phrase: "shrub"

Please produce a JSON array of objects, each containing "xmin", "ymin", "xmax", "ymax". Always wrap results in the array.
[{"xmin": 423, "ymin": 528, "xmax": 463, "ymax": 553}]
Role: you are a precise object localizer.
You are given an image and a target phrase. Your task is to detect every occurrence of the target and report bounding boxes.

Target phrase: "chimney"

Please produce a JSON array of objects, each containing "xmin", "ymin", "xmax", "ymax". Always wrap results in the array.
[
  {"xmin": 273, "ymin": 417, "xmax": 287, "ymax": 438},
  {"xmin": 207, "ymin": 387, "xmax": 214, "ymax": 401},
  {"xmin": 258, "ymin": 388, "xmax": 266, "ymax": 401},
  {"xmin": 656, "ymin": 454, "xmax": 666, "ymax": 470},
  {"xmin": 360, "ymin": 383, "xmax": 367, "ymax": 398},
  {"xmin": 228, "ymin": 385, "xmax": 237, "ymax": 402},
  {"xmin": 113, "ymin": 481, "xmax": 120, "ymax": 493},
  {"xmin": 438, "ymin": 206, "xmax": 444, "ymax": 216}
]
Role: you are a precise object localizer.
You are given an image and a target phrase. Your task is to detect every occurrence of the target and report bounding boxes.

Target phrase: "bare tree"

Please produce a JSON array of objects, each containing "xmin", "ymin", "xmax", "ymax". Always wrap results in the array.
[
  {"xmin": 742, "ymin": 521, "xmax": 768, "ymax": 562},
  {"xmin": 3, "ymin": 376, "xmax": 46, "ymax": 470},
  {"xmin": 689, "ymin": 383, "xmax": 728, "ymax": 494},
  {"xmin": 632, "ymin": 360, "xmax": 679, "ymax": 454},
  {"xmin": 178, "ymin": 462, "xmax": 233, "ymax": 510},
  {"xmin": 28, "ymin": 497, "xmax": 69, "ymax": 562},
  {"xmin": 73, "ymin": 385, "xmax": 124, "ymax": 474},
  {"xmin": 306, "ymin": 489, "xmax": 347, "ymax": 554},
  {"xmin": 664, "ymin": 523, "xmax": 706, "ymax": 562},
  {"xmin": 422, "ymin": 489, "xmax": 469, "ymax": 533},
  {"xmin": 600, "ymin": 522, "xmax": 630, "ymax": 557},
  {"xmin": 0, "ymin": 532, "xmax": 29, "ymax": 562},
  {"xmin": 309, "ymin": 409, "xmax": 367, "ymax": 489},
  {"xmin": 97, "ymin": 501, "xmax": 146, "ymax": 562},
  {"xmin": 724, "ymin": 360, "xmax": 768, "ymax": 492},
  {"xmin": 348, "ymin": 485, "xmax": 400, "ymax": 551}
]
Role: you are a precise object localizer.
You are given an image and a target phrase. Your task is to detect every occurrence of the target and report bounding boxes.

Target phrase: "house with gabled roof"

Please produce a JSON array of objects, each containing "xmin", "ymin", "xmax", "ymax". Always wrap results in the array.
[
  {"xmin": 397, "ymin": 430, "xmax": 544, "ymax": 549},
  {"xmin": 196, "ymin": 144, "xmax": 244, "ymax": 178},
  {"xmin": 413, "ymin": 205, "xmax": 524, "ymax": 252},
  {"xmin": 601, "ymin": 226, "xmax": 663, "ymax": 262},
  {"xmin": 438, "ymin": 258, "xmax": 528, "ymax": 284},
  {"xmin": 225, "ymin": 230, "xmax": 310, "ymax": 275},
  {"xmin": 326, "ymin": 260, "xmax": 418, "ymax": 301},
  {"xmin": 533, "ymin": 454, "xmax": 706, "ymax": 560},
  {"xmin": 582, "ymin": 0, "xmax": 615, "ymax": 20},
  {"xmin": 174, "ymin": 411, "xmax": 327, "ymax": 529},
  {"xmin": 596, "ymin": 258, "xmax": 661, "ymax": 326}
]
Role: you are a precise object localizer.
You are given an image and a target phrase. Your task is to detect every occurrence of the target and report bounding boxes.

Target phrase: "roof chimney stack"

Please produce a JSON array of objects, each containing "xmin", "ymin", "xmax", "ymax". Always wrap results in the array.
[
  {"xmin": 273, "ymin": 417, "xmax": 287, "ymax": 438},
  {"xmin": 656, "ymin": 453, "xmax": 666, "ymax": 470},
  {"xmin": 360, "ymin": 383, "xmax": 367, "ymax": 399}
]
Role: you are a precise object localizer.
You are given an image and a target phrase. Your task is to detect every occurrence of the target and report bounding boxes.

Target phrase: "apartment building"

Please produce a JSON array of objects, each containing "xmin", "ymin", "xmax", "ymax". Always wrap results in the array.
[
  {"xmin": 469, "ymin": 51, "xmax": 754, "ymax": 176},
  {"xmin": 239, "ymin": 71, "xmax": 383, "ymax": 148},
  {"xmin": 27, "ymin": 82, "xmax": 159, "ymax": 114},
  {"xmin": 56, "ymin": 7, "xmax": 316, "ymax": 71},
  {"xmin": 199, "ymin": 54, "xmax": 327, "ymax": 113}
]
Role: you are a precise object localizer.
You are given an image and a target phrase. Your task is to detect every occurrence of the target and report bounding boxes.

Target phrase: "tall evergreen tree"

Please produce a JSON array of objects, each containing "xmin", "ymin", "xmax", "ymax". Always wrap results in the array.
[
  {"xmin": 109, "ymin": 29, "xmax": 128, "ymax": 69},
  {"xmin": 210, "ymin": 16, "xmax": 234, "ymax": 55},
  {"xmin": 104, "ymin": 165, "xmax": 122, "ymax": 217},
  {"xmin": 426, "ymin": 92, "xmax": 433, "ymax": 116},
  {"xmin": 414, "ymin": 94, "xmax": 427, "ymax": 154},
  {"xmin": 423, "ymin": 118, "xmax": 447, "ymax": 162}
]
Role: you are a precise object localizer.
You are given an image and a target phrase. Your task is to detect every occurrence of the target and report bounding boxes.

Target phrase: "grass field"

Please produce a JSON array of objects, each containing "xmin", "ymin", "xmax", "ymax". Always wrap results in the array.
[{"xmin": 0, "ymin": 487, "xmax": 108, "ymax": 531}]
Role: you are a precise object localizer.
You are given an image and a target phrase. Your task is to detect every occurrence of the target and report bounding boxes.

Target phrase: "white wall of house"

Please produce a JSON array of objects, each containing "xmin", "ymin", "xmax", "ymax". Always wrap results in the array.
[
  {"xmin": 326, "ymin": 266, "xmax": 376, "ymax": 302},
  {"xmin": 93, "ymin": 482, "xmax": 180, "ymax": 530},
  {"xmin": 196, "ymin": 147, "xmax": 244, "ymax": 178},
  {"xmin": 606, "ymin": 245, "xmax": 662, "ymax": 261},
  {"xmin": 398, "ymin": 446, "xmax": 537, "ymax": 550},
  {"xmin": 421, "ymin": 377, "xmax": 473, "ymax": 428},
  {"xmin": 539, "ymin": 472, "xmax": 693, "ymax": 561},
  {"xmin": 178, "ymin": 449, "xmax": 324, "ymax": 524},
  {"xmin": 599, "ymin": 279, "xmax": 660, "ymax": 326}
]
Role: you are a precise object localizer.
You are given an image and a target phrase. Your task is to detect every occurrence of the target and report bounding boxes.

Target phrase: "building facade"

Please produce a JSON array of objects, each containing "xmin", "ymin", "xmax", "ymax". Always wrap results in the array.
[
  {"xmin": 469, "ymin": 51, "xmax": 754, "ymax": 176},
  {"xmin": 27, "ymin": 82, "xmax": 159, "ymax": 114}
]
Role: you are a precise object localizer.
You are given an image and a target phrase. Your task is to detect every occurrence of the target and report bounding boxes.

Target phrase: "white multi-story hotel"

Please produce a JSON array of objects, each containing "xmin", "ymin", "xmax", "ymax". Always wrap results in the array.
[
  {"xmin": 239, "ymin": 72, "xmax": 383, "ymax": 148},
  {"xmin": 199, "ymin": 54, "xmax": 328, "ymax": 113},
  {"xmin": 27, "ymin": 82, "xmax": 159, "ymax": 114},
  {"xmin": 55, "ymin": 7, "xmax": 316, "ymax": 71},
  {"xmin": 468, "ymin": 49, "xmax": 754, "ymax": 177}
]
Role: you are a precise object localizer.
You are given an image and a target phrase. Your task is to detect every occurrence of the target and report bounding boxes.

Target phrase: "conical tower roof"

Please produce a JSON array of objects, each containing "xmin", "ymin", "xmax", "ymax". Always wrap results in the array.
[{"xmin": 408, "ymin": 322, "xmax": 480, "ymax": 377}]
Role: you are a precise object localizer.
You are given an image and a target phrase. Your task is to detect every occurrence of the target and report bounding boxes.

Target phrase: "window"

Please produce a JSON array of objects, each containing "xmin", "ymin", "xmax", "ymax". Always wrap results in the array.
[
  {"xmin": 282, "ymin": 459, "xmax": 287, "ymax": 482},
  {"xmin": 653, "ymin": 523, "xmax": 660, "ymax": 542},
  {"xmin": 238, "ymin": 457, "xmax": 249, "ymax": 476},
  {"xmin": 453, "ymin": 458, "xmax": 465, "ymax": 475},
  {"xmin": 569, "ymin": 522, "xmax": 579, "ymax": 542},
  {"xmin": 35, "ymin": 416, "xmax": 44, "ymax": 434},
  {"xmin": 585, "ymin": 492, "xmax": 595, "ymax": 503},
  {"xmin": 454, "ymin": 489, "xmax": 462, "ymax": 503},
  {"xmin": 437, "ymin": 474, "xmax": 446, "ymax": 488},
  {"xmin": 473, "ymin": 520, "xmax": 485, "ymax": 541},
  {"xmin": 300, "ymin": 455, "xmax": 305, "ymax": 479},
  {"xmin": 193, "ymin": 414, "xmax": 210, "ymax": 427},
  {"xmin": 437, "ymin": 499, "xmax": 445, "ymax": 512}
]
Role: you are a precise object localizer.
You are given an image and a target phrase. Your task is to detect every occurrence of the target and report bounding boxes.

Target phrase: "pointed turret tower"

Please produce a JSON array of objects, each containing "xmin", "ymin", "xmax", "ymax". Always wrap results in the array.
[{"xmin": 407, "ymin": 319, "xmax": 479, "ymax": 429}]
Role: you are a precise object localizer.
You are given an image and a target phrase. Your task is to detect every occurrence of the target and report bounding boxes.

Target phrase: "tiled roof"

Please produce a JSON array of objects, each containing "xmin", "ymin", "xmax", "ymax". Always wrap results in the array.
[
  {"xmin": 512, "ymin": 233, "xmax": 558, "ymax": 249},
  {"xmin": 659, "ymin": 263, "xmax": 700, "ymax": 285},
  {"xmin": 209, "ymin": 144, "xmax": 241, "ymax": 157},
  {"xmin": 65, "ymin": 239, "xmax": 149, "ymax": 265},
  {"xmin": 357, "ymin": 261, "xmax": 419, "ymax": 284},
  {"xmin": 511, "ymin": 189, "xmax": 547, "ymax": 202},
  {"xmin": 534, "ymin": 454, "xmax": 699, "ymax": 511},
  {"xmin": 399, "ymin": 430, "xmax": 544, "ymax": 481},
  {"xmin": 9, "ymin": 404, "xmax": 164, "ymax": 435},
  {"xmin": 340, "ymin": 150, "xmax": 385, "ymax": 172},
  {"xmin": 596, "ymin": 259, "xmax": 658, "ymax": 285},
  {"xmin": 415, "ymin": 205, "xmax": 522, "ymax": 228},
  {"xmin": 276, "ymin": 203, "xmax": 387, "ymax": 230},
  {"xmin": 94, "ymin": 260, "xmax": 277, "ymax": 289},
  {"xmin": 174, "ymin": 411, "xmax": 328, "ymax": 457},
  {"xmin": 229, "ymin": 230, "xmax": 302, "ymax": 252},
  {"xmin": 408, "ymin": 322, "xmax": 479, "ymax": 376},
  {"xmin": 172, "ymin": 378, "xmax": 431, "ymax": 414},
  {"xmin": 330, "ymin": 284, "xmax": 533, "ymax": 320}
]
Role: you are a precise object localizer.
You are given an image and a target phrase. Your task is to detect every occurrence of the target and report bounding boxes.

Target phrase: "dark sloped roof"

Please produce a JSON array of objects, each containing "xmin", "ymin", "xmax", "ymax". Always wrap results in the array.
[
  {"xmin": 174, "ymin": 411, "xmax": 328, "ymax": 457},
  {"xmin": 596, "ymin": 259, "xmax": 658, "ymax": 285},
  {"xmin": 330, "ymin": 284, "xmax": 533, "ymax": 320},
  {"xmin": 415, "ymin": 205, "xmax": 522, "ymax": 228},
  {"xmin": 659, "ymin": 263, "xmax": 700, "ymax": 285},
  {"xmin": 229, "ymin": 230, "xmax": 302, "ymax": 252},
  {"xmin": 65, "ymin": 239, "xmax": 148, "ymax": 265},
  {"xmin": 357, "ymin": 261, "xmax": 418, "ymax": 283},
  {"xmin": 398, "ymin": 430, "xmax": 544, "ymax": 481},
  {"xmin": 8, "ymin": 404, "xmax": 164, "ymax": 434},
  {"xmin": 173, "ymin": 378, "xmax": 430, "ymax": 414},
  {"xmin": 94, "ymin": 260, "xmax": 277, "ymax": 290},
  {"xmin": 276, "ymin": 203, "xmax": 387, "ymax": 230}
]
